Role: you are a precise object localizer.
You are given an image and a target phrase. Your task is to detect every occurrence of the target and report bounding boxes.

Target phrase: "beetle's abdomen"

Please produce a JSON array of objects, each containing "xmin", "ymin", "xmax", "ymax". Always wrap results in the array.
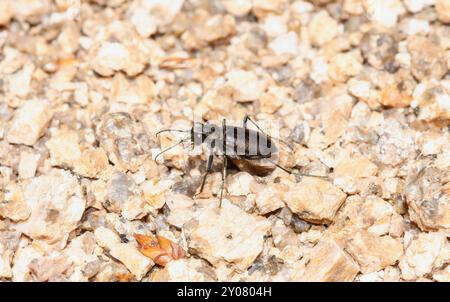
[{"xmin": 223, "ymin": 126, "xmax": 277, "ymax": 159}]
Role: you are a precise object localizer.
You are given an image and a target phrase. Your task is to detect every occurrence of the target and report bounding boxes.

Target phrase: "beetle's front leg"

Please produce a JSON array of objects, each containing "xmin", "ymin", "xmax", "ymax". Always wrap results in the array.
[
  {"xmin": 219, "ymin": 155, "xmax": 227, "ymax": 207},
  {"xmin": 195, "ymin": 152, "xmax": 214, "ymax": 198}
]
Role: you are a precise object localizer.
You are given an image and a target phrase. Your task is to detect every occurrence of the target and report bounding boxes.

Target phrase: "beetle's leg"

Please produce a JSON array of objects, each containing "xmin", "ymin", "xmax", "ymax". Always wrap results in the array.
[
  {"xmin": 196, "ymin": 153, "xmax": 214, "ymax": 197},
  {"xmin": 243, "ymin": 115, "xmax": 265, "ymax": 133},
  {"xmin": 243, "ymin": 115, "xmax": 293, "ymax": 151},
  {"xmin": 219, "ymin": 119, "xmax": 227, "ymax": 207},
  {"xmin": 219, "ymin": 155, "xmax": 227, "ymax": 207},
  {"xmin": 267, "ymin": 159, "xmax": 328, "ymax": 180}
]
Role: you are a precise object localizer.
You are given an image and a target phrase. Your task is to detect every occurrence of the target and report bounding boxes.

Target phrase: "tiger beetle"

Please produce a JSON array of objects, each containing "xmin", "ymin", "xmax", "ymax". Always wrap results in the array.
[{"xmin": 155, "ymin": 116, "xmax": 327, "ymax": 206}]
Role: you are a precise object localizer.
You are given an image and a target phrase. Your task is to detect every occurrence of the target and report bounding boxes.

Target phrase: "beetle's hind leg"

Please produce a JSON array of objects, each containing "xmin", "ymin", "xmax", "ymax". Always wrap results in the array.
[{"xmin": 267, "ymin": 159, "xmax": 329, "ymax": 180}]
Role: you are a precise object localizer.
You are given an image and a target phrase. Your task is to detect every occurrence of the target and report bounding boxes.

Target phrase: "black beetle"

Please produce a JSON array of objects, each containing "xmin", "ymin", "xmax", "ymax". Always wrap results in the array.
[{"xmin": 155, "ymin": 116, "xmax": 326, "ymax": 206}]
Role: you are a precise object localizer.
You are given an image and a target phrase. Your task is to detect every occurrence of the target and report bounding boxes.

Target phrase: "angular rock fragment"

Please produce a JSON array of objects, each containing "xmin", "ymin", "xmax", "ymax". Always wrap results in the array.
[
  {"xmin": 110, "ymin": 73, "xmax": 155, "ymax": 105},
  {"xmin": 436, "ymin": 0, "xmax": 450, "ymax": 23},
  {"xmin": 407, "ymin": 36, "xmax": 447, "ymax": 81},
  {"xmin": 433, "ymin": 265, "xmax": 450, "ymax": 282},
  {"xmin": 222, "ymin": 0, "xmax": 252, "ymax": 17},
  {"xmin": 225, "ymin": 70, "xmax": 267, "ymax": 102},
  {"xmin": 364, "ymin": 0, "xmax": 405, "ymax": 28},
  {"xmin": 182, "ymin": 11, "xmax": 236, "ymax": 49},
  {"xmin": 96, "ymin": 112, "xmax": 151, "ymax": 172},
  {"xmin": 7, "ymin": 62, "xmax": 35, "ymax": 98},
  {"xmin": 0, "ymin": 2, "xmax": 13, "ymax": 26},
  {"xmin": 74, "ymin": 148, "xmax": 110, "ymax": 178},
  {"xmin": 284, "ymin": 178, "xmax": 347, "ymax": 224},
  {"xmin": 405, "ymin": 162, "xmax": 450, "ymax": 232},
  {"xmin": 106, "ymin": 171, "xmax": 147, "ymax": 220},
  {"xmin": 150, "ymin": 258, "xmax": 217, "ymax": 281},
  {"xmin": 63, "ymin": 232, "xmax": 103, "ymax": 281},
  {"xmin": 269, "ymin": 31, "xmax": 299, "ymax": 57},
  {"xmin": 29, "ymin": 254, "xmax": 72, "ymax": 282},
  {"xmin": 94, "ymin": 227, "xmax": 153, "ymax": 280},
  {"xmin": 412, "ymin": 81, "xmax": 450, "ymax": 122},
  {"xmin": 46, "ymin": 128, "xmax": 81, "ymax": 169},
  {"xmin": 12, "ymin": 245, "xmax": 43, "ymax": 281},
  {"xmin": 328, "ymin": 50, "xmax": 363, "ymax": 82},
  {"xmin": 334, "ymin": 153, "xmax": 378, "ymax": 179},
  {"xmin": 0, "ymin": 184, "xmax": 30, "ymax": 222},
  {"xmin": 291, "ymin": 239, "xmax": 359, "ymax": 281},
  {"xmin": 404, "ymin": 0, "xmax": 435, "ymax": 13},
  {"xmin": 372, "ymin": 118, "xmax": 415, "ymax": 166},
  {"xmin": 360, "ymin": 31, "xmax": 398, "ymax": 70},
  {"xmin": 399, "ymin": 232, "xmax": 450, "ymax": 280},
  {"xmin": 6, "ymin": 99, "xmax": 53, "ymax": 146},
  {"xmin": 330, "ymin": 195, "xmax": 404, "ymax": 239},
  {"xmin": 18, "ymin": 151, "xmax": 40, "ymax": 179},
  {"xmin": 253, "ymin": 184, "xmax": 285, "ymax": 215},
  {"xmin": 14, "ymin": 169, "xmax": 85, "ymax": 244},
  {"xmin": 109, "ymin": 244, "xmax": 153, "ymax": 281},
  {"xmin": 0, "ymin": 231, "xmax": 21, "ymax": 279},
  {"xmin": 346, "ymin": 231, "xmax": 403, "ymax": 274},
  {"xmin": 129, "ymin": 0, "xmax": 185, "ymax": 37},
  {"xmin": 185, "ymin": 201, "xmax": 271, "ymax": 271},
  {"xmin": 91, "ymin": 42, "xmax": 147, "ymax": 77},
  {"xmin": 380, "ymin": 84, "xmax": 413, "ymax": 108},
  {"xmin": 308, "ymin": 11, "xmax": 339, "ymax": 46}
]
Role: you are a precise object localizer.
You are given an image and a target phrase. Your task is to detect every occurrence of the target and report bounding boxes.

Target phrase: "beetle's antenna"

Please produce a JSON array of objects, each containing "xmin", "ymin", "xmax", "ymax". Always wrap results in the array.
[
  {"xmin": 156, "ymin": 129, "xmax": 190, "ymax": 136},
  {"xmin": 155, "ymin": 138, "xmax": 188, "ymax": 160},
  {"xmin": 268, "ymin": 159, "xmax": 328, "ymax": 179}
]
